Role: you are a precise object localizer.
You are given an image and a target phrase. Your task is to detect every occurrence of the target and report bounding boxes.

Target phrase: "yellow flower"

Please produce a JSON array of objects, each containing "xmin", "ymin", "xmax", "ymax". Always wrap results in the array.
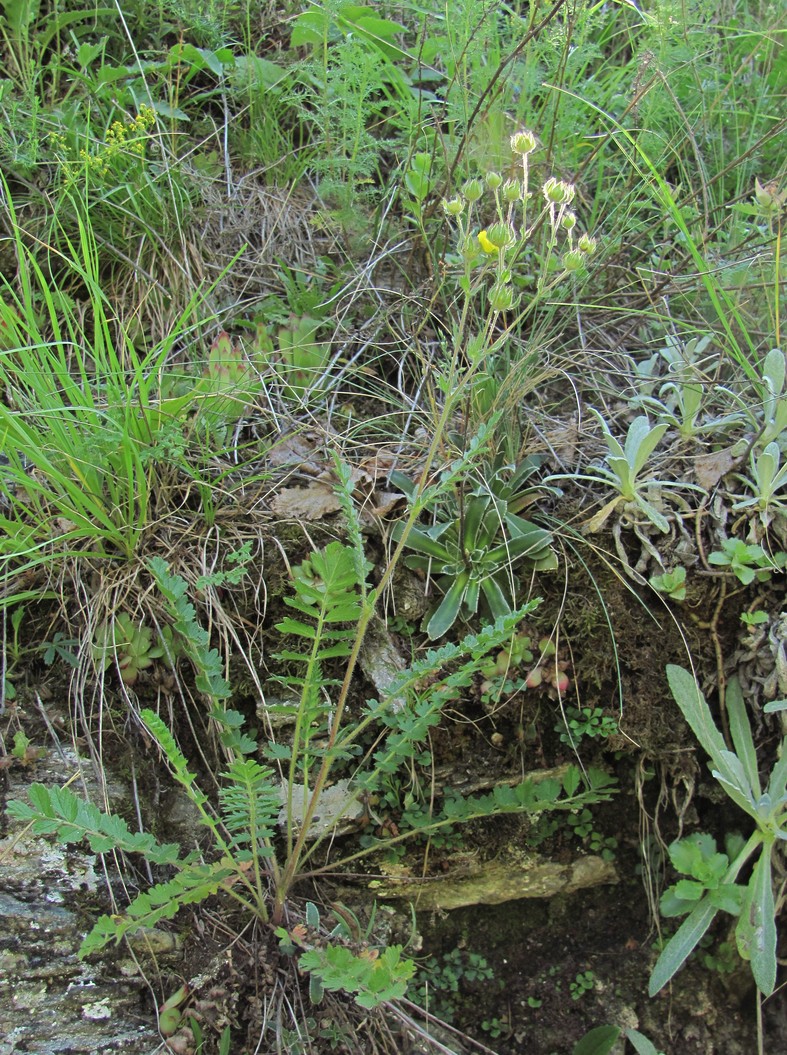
[{"xmin": 477, "ymin": 229, "xmax": 498, "ymax": 254}]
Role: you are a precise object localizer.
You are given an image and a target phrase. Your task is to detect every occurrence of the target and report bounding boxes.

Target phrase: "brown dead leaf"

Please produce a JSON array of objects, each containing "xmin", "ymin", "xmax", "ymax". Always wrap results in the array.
[
  {"xmin": 267, "ymin": 432, "xmax": 324, "ymax": 475},
  {"xmin": 693, "ymin": 447, "xmax": 737, "ymax": 490},
  {"xmin": 369, "ymin": 490, "xmax": 404, "ymax": 517},
  {"xmin": 269, "ymin": 484, "xmax": 342, "ymax": 520}
]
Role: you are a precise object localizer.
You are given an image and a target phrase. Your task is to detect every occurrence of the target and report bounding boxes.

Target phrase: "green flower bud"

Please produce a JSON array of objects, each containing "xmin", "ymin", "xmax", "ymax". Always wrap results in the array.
[
  {"xmin": 442, "ymin": 197, "xmax": 465, "ymax": 216},
  {"xmin": 578, "ymin": 233, "xmax": 597, "ymax": 255},
  {"xmin": 754, "ymin": 178, "xmax": 786, "ymax": 214},
  {"xmin": 561, "ymin": 249, "xmax": 584, "ymax": 272},
  {"xmin": 502, "ymin": 178, "xmax": 522, "ymax": 203},
  {"xmin": 560, "ymin": 210, "xmax": 577, "ymax": 231},
  {"xmin": 488, "ymin": 281, "xmax": 517, "ymax": 312},
  {"xmin": 485, "ymin": 171, "xmax": 503, "ymax": 191},
  {"xmin": 543, "ymin": 177, "xmax": 575, "ymax": 205},
  {"xmin": 462, "ymin": 178, "xmax": 484, "ymax": 202},
  {"xmin": 510, "ymin": 129, "xmax": 538, "ymax": 155},
  {"xmin": 485, "ymin": 221, "xmax": 516, "ymax": 249}
]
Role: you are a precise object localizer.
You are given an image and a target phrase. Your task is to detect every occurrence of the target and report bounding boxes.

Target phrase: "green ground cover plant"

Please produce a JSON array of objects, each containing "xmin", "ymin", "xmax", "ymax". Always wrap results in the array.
[
  {"xmin": 8, "ymin": 514, "xmax": 615, "ymax": 1017},
  {"xmin": 651, "ymin": 667, "xmax": 786, "ymax": 1001}
]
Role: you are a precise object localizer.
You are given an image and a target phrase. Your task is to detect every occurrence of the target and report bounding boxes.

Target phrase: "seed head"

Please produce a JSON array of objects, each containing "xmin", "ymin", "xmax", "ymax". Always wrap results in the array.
[
  {"xmin": 501, "ymin": 178, "xmax": 522, "ymax": 203},
  {"xmin": 488, "ymin": 281, "xmax": 517, "ymax": 312},
  {"xmin": 484, "ymin": 222, "xmax": 516, "ymax": 249},
  {"xmin": 560, "ymin": 210, "xmax": 577, "ymax": 231}
]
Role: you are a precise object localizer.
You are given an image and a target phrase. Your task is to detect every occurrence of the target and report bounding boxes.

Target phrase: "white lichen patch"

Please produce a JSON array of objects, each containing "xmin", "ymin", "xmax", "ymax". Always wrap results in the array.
[
  {"xmin": 278, "ymin": 780, "xmax": 365, "ymax": 836},
  {"xmin": 82, "ymin": 997, "xmax": 113, "ymax": 1020}
]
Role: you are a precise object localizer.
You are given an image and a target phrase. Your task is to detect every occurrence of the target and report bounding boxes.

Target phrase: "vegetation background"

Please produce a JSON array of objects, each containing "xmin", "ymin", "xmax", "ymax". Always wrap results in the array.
[{"xmin": 0, "ymin": 1, "xmax": 785, "ymax": 1054}]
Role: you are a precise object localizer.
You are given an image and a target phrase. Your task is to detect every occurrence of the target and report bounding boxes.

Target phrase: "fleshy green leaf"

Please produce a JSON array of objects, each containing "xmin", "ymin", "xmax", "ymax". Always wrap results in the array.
[{"xmin": 572, "ymin": 1026, "xmax": 621, "ymax": 1055}]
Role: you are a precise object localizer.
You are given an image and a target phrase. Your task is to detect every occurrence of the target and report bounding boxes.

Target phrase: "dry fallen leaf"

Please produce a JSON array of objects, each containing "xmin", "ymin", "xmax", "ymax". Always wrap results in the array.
[
  {"xmin": 267, "ymin": 432, "xmax": 324, "ymax": 474},
  {"xmin": 269, "ymin": 484, "xmax": 342, "ymax": 520},
  {"xmin": 367, "ymin": 490, "xmax": 405, "ymax": 518},
  {"xmin": 693, "ymin": 447, "xmax": 737, "ymax": 490}
]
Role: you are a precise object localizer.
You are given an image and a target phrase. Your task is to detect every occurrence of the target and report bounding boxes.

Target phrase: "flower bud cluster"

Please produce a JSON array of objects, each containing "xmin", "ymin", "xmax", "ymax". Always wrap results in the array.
[{"xmin": 438, "ymin": 125, "xmax": 599, "ymax": 303}]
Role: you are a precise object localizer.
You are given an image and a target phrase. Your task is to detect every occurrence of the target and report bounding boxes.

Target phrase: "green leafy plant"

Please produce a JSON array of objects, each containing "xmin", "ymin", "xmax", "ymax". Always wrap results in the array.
[
  {"xmin": 730, "ymin": 442, "xmax": 787, "ymax": 525},
  {"xmin": 566, "ymin": 808, "xmax": 617, "ymax": 861},
  {"xmin": 700, "ymin": 937, "xmax": 739, "ymax": 976},
  {"xmin": 8, "ymin": 518, "xmax": 616, "ymax": 1011},
  {"xmin": 659, "ymin": 831, "xmax": 746, "ymax": 918},
  {"xmin": 557, "ymin": 706, "xmax": 618, "ymax": 746},
  {"xmin": 0, "ymin": 727, "xmax": 45, "ymax": 767},
  {"xmin": 92, "ymin": 612, "xmax": 166, "ymax": 686},
  {"xmin": 707, "ymin": 538, "xmax": 785, "ymax": 585},
  {"xmin": 649, "ymin": 566, "xmax": 687, "ymax": 601},
  {"xmin": 277, "ymin": 902, "xmax": 415, "ymax": 1011},
  {"xmin": 631, "ymin": 333, "xmax": 743, "ymax": 441},
  {"xmin": 481, "ymin": 1015, "xmax": 506, "ymax": 1038},
  {"xmin": 553, "ymin": 412, "xmax": 686, "ymax": 533},
  {"xmin": 569, "ymin": 969, "xmax": 595, "ymax": 1001},
  {"xmin": 412, "ymin": 948, "xmax": 496, "ymax": 1025},
  {"xmin": 649, "ymin": 666, "xmax": 787, "ymax": 997},
  {"xmin": 741, "ymin": 609, "xmax": 769, "ymax": 628},
  {"xmin": 391, "ymin": 461, "xmax": 557, "ymax": 639}
]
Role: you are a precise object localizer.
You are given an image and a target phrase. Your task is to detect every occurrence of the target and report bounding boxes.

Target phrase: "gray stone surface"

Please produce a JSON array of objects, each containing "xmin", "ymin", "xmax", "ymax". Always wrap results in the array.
[{"xmin": 1, "ymin": 750, "xmax": 171, "ymax": 1054}]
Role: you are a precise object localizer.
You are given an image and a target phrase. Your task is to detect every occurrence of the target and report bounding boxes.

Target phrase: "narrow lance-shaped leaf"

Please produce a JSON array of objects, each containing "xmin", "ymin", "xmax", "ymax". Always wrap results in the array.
[
  {"xmin": 426, "ymin": 571, "xmax": 470, "ymax": 639},
  {"xmin": 666, "ymin": 666, "xmax": 738, "ymax": 785},
  {"xmin": 571, "ymin": 1026, "xmax": 621, "ymax": 1055},
  {"xmin": 712, "ymin": 749, "xmax": 758, "ymax": 817},
  {"xmin": 736, "ymin": 847, "xmax": 777, "ymax": 995},
  {"xmin": 626, "ymin": 418, "xmax": 668, "ymax": 476},
  {"xmin": 766, "ymin": 736, "xmax": 787, "ymax": 801},
  {"xmin": 480, "ymin": 574, "xmax": 512, "ymax": 621},
  {"xmin": 726, "ymin": 676, "xmax": 760, "ymax": 797},
  {"xmin": 648, "ymin": 895, "xmax": 717, "ymax": 996},
  {"xmin": 391, "ymin": 521, "xmax": 453, "ymax": 562}
]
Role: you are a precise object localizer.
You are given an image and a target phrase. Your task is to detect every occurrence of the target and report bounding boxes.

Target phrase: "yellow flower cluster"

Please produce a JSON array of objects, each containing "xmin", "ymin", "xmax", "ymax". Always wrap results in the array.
[{"xmin": 52, "ymin": 106, "xmax": 157, "ymax": 182}]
